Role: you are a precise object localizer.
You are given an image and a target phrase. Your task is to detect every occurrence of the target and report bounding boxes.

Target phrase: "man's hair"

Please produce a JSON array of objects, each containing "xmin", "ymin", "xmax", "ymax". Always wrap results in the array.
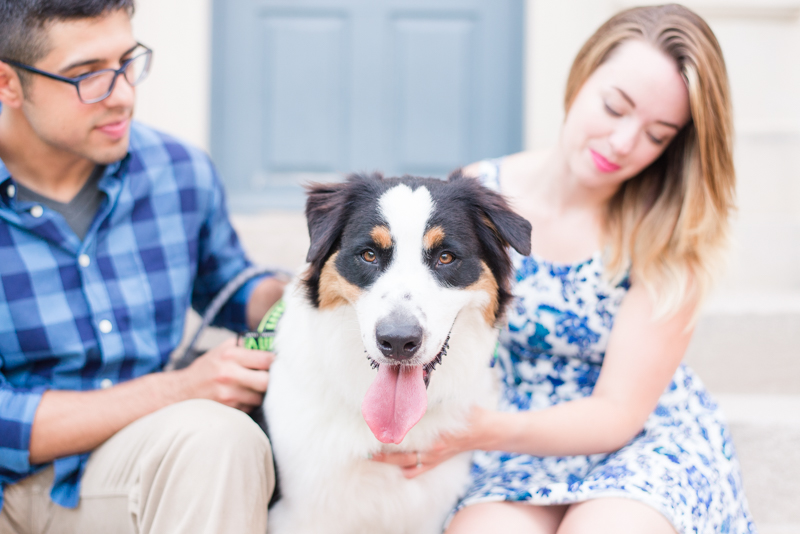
[{"xmin": 0, "ymin": 0, "xmax": 135, "ymax": 69}]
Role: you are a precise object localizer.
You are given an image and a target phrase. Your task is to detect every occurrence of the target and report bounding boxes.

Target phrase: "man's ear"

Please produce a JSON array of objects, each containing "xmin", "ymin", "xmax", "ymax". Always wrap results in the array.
[{"xmin": 0, "ymin": 62, "xmax": 25, "ymax": 108}]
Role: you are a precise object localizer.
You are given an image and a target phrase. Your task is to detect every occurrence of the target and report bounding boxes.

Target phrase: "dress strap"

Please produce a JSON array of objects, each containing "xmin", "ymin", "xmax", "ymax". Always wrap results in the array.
[{"xmin": 475, "ymin": 158, "xmax": 504, "ymax": 192}]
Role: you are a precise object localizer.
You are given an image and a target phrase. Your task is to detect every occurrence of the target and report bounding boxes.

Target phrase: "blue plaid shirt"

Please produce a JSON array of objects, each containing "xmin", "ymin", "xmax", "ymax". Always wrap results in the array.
[{"xmin": 0, "ymin": 121, "xmax": 264, "ymax": 510}]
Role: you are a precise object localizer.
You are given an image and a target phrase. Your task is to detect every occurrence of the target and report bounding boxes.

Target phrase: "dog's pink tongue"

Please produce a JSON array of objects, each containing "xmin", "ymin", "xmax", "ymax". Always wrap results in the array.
[{"xmin": 362, "ymin": 365, "xmax": 427, "ymax": 444}]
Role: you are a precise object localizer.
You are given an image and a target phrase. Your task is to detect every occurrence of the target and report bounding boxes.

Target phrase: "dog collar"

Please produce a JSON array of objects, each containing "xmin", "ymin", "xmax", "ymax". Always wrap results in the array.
[{"xmin": 241, "ymin": 299, "xmax": 285, "ymax": 351}]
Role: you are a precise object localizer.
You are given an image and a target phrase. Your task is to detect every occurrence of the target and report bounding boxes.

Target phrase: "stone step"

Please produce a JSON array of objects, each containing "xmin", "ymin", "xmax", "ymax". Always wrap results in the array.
[
  {"xmin": 723, "ymin": 217, "xmax": 800, "ymax": 293},
  {"xmin": 685, "ymin": 292, "xmax": 800, "ymax": 395},
  {"xmin": 715, "ymin": 394, "xmax": 800, "ymax": 534},
  {"xmin": 231, "ymin": 211, "xmax": 308, "ymax": 272},
  {"xmin": 231, "ymin": 208, "xmax": 800, "ymax": 289},
  {"xmin": 230, "ymin": 211, "xmax": 800, "ymax": 291},
  {"xmin": 229, "ymin": 212, "xmax": 800, "ymax": 394}
]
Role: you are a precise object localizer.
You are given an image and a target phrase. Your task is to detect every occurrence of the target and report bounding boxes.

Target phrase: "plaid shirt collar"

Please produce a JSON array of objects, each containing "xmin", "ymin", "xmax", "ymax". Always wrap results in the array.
[{"xmin": 0, "ymin": 156, "xmax": 126, "ymax": 254}]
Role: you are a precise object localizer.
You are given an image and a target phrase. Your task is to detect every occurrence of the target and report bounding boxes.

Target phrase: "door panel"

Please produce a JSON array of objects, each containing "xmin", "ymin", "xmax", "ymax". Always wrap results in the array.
[
  {"xmin": 212, "ymin": 0, "xmax": 523, "ymax": 210},
  {"xmin": 262, "ymin": 14, "xmax": 348, "ymax": 172},
  {"xmin": 392, "ymin": 15, "xmax": 475, "ymax": 173}
]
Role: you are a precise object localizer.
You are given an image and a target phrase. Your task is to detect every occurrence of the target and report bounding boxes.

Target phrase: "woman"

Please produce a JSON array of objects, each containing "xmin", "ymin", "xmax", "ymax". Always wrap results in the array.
[{"xmin": 374, "ymin": 4, "xmax": 755, "ymax": 533}]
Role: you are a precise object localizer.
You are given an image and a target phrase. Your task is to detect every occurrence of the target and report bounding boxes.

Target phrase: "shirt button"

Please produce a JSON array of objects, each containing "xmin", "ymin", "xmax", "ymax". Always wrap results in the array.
[
  {"xmin": 78, "ymin": 254, "xmax": 91, "ymax": 267},
  {"xmin": 30, "ymin": 205, "xmax": 43, "ymax": 218},
  {"xmin": 6, "ymin": 184, "xmax": 15, "ymax": 198},
  {"xmin": 98, "ymin": 319, "xmax": 113, "ymax": 333},
  {"xmin": 100, "ymin": 378, "xmax": 114, "ymax": 389}
]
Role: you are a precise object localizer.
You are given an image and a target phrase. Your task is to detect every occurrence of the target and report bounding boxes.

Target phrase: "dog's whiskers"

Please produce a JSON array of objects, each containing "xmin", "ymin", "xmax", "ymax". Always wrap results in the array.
[
  {"xmin": 365, "ymin": 332, "xmax": 450, "ymax": 385},
  {"xmin": 423, "ymin": 333, "xmax": 450, "ymax": 387}
]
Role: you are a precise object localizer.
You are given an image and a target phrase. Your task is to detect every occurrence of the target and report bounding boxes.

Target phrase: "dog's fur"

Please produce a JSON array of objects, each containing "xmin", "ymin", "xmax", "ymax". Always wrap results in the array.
[{"xmin": 264, "ymin": 172, "xmax": 531, "ymax": 534}]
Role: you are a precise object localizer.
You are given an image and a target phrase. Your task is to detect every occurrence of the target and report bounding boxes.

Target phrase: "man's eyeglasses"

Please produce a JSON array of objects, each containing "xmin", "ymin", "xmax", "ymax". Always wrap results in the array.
[{"xmin": 0, "ymin": 44, "xmax": 153, "ymax": 104}]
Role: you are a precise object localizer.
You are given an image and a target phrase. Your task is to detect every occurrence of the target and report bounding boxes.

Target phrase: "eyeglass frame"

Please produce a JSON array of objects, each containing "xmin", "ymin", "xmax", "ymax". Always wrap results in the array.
[{"xmin": 0, "ymin": 43, "xmax": 153, "ymax": 104}]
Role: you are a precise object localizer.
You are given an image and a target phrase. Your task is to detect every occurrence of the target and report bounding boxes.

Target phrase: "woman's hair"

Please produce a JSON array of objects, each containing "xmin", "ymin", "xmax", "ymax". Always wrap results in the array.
[{"xmin": 565, "ymin": 3, "xmax": 735, "ymax": 318}]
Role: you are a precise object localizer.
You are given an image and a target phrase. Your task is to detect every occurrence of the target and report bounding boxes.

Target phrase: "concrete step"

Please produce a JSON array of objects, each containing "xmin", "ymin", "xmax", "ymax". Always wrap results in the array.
[
  {"xmin": 722, "ymin": 216, "xmax": 800, "ymax": 293},
  {"xmin": 715, "ymin": 395, "xmax": 800, "ymax": 534},
  {"xmin": 685, "ymin": 292, "xmax": 800, "ymax": 395},
  {"xmin": 230, "ymin": 211, "xmax": 800, "ymax": 290},
  {"xmin": 230, "ymin": 212, "xmax": 800, "ymax": 394},
  {"xmin": 231, "ymin": 211, "xmax": 308, "ymax": 272}
]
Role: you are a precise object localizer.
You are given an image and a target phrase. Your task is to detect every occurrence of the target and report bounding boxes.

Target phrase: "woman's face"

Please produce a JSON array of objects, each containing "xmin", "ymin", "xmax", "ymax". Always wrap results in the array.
[{"xmin": 560, "ymin": 39, "xmax": 691, "ymax": 188}]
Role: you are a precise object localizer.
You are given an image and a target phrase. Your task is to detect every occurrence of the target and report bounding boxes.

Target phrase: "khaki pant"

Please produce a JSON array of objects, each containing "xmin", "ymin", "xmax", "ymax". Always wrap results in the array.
[{"xmin": 0, "ymin": 400, "xmax": 274, "ymax": 534}]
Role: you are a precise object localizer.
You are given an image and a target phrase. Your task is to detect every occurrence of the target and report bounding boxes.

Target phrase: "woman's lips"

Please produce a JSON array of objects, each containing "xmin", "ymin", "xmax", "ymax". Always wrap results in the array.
[
  {"xmin": 96, "ymin": 118, "xmax": 130, "ymax": 140},
  {"xmin": 590, "ymin": 149, "xmax": 621, "ymax": 173}
]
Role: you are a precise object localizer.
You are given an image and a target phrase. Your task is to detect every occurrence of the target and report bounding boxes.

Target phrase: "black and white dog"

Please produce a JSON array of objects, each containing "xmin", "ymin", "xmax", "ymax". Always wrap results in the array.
[{"xmin": 265, "ymin": 172, "xmax": 531, "ymax": 534}]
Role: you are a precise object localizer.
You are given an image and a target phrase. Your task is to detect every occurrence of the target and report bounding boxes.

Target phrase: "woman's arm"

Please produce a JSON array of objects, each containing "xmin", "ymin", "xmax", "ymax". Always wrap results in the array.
[
  {"xmin": 492, "ymin": 281, "xmax": 696, "ymax": 455},
  {"xmin": 374, "ymin": 281, "xmax": 696, "ymax": 475}
]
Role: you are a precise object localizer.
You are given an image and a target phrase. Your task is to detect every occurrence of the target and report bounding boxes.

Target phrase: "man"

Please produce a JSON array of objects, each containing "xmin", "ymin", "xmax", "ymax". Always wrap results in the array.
[{"xmin": 0, "ymin": 1, "xmax": 283, "ymax": 532}]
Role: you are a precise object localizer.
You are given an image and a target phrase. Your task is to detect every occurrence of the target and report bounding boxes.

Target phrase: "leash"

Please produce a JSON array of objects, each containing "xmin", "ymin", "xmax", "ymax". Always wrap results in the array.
[{"xmin": 172, "ymin": 264, "xmax": 290, "ymax": 369}]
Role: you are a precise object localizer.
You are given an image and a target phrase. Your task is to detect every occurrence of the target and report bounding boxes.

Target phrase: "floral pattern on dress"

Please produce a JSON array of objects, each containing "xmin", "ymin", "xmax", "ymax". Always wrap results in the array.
[{"xmin": 450, "ymin": 160, "xmax": 757, "ymax": 534}]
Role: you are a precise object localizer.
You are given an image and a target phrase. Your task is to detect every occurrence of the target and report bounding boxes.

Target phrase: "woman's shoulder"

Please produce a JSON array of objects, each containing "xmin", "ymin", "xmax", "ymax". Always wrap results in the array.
[{"xmin": 461, "ymin": 150, "xmax": 549, "ymax": 191}]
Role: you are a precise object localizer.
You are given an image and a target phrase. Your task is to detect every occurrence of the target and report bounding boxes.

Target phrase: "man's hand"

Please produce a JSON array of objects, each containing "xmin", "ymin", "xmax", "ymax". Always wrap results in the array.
[{"xmin": 178, "ymin": 338, "xmax": 275, "ymax": 412}]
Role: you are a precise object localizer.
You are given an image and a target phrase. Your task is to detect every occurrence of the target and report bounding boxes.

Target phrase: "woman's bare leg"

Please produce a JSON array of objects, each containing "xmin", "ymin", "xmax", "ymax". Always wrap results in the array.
[
  {"xmin": 446, "ymin": 502, "xmax": 568, "ymax": 534},
  {"xmin": 557, "ymin": 498, "xmax": 677, "ymax": 534}
]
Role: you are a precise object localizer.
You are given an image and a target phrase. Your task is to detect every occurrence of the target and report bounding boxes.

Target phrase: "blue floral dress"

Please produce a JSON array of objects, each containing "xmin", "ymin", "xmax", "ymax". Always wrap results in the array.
[{"xmin": 452, "ymin": 160, "xmax": 757, "ymax": 534}]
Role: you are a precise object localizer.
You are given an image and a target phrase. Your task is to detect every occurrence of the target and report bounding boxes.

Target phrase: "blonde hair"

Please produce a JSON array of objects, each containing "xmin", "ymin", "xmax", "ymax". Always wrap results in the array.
[{"xmin": 565, "ymin": 4, "xmax": 735, "ymax": 318}]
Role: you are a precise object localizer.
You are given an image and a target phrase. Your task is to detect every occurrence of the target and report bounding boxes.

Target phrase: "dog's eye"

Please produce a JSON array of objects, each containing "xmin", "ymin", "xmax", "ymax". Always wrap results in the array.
[
  {"xmin": 438, "ymin": 252, "xmax": 454, "ymax": 265},
  {"xmin": 362, "ymin": 250, "xmax": 377, "ymax": 263}
]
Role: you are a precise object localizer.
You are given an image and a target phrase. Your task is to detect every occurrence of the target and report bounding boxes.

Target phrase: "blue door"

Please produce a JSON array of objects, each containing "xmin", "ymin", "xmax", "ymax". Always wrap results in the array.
[{"xmin": 212, "ymin": 0, "xmax": 524, "ymax": 210}]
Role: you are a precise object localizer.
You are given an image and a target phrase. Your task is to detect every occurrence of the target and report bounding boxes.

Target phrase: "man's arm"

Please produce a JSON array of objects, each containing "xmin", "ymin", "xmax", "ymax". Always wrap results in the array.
[
  {"xmin": 246, "ymin": 276, "xmax": 286, "ymax": 331},
  {"xmin": 24, "ymin": 142, "xmax": 286, "ymax": 464},
  {"xmin": 30, "ymin": 273, "xmax": 285, "ymax": 464},
  {"xmin": 28, "ymin": 339, "xmax": 273, "ymax": 464}
]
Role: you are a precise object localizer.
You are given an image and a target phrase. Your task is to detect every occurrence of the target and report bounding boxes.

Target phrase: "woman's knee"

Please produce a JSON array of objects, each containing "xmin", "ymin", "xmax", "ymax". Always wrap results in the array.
[
  {"xmin": 447, "ymin": 502, "xmax": 566, "ymax": 534},
  {"xmin": 557, "ymin": 498, "xmax": 676, "ymax": 534}
]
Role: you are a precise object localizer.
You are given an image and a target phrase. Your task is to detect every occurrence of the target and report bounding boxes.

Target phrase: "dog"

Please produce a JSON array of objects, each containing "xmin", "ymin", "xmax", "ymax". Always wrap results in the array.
[{"xmin": 264, "ymin": 171, "xmax": 531, "ymax": 534}]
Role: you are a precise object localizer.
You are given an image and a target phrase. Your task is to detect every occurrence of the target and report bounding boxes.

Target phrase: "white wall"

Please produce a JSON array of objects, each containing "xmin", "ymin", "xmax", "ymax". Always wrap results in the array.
[
  {"xmin": 131, "ymin": 0, "xmax": 800, "ymax": 291},
  {"xmin": 524, "ymin": 0, "xmax": 613, "ymax": 149},
  {"xmin": 131, "ymin": 0, "xmax": 212, "ymax": 151},
  {"xmin": 526, "ymin": 0, "xmax": 800, "ymax": 152}
]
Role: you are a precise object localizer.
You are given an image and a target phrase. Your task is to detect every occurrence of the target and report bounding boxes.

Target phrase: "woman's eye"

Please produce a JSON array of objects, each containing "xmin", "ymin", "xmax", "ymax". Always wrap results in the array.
[
  {"xmin": 438, "ymin": 252, "xmax": 454, "ymax": 265},
  {"xmin": 647, "ymin": 133, "xmax": 667, "ymax": 145},
  {"xmin": 361, "ymin": 250, "xmax": 376, "ymax": 263},
  {"xmin": 604, "ymin": 103, "xmax": 622, "ymax": 117}
]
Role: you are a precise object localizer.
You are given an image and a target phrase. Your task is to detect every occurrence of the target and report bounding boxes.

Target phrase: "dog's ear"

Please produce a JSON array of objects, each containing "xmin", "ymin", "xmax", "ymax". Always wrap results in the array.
[
  {"xmin": 303, "ymin": 174, "xmax": 385, "ymax": 307},
  {"xmin": 448, "ymin": 169, "xmax": 532, "ymax": 256},
  {"xmin": 305, "ymin": 181, "xmax": 350, "ymax": 265},
  {"xmin": 447, "ymin": 169, "xmax": 532, "ymax": 324},
  {"xmin": 303, "ymin": 180, "xmax": 351, "ymax": 308}
]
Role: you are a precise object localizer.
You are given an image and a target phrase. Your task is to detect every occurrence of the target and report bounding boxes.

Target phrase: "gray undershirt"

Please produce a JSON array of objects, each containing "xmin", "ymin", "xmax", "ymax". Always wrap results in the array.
[{"xmin": 16, "ymin": 165, "xmax": 106, "ymax": 241}]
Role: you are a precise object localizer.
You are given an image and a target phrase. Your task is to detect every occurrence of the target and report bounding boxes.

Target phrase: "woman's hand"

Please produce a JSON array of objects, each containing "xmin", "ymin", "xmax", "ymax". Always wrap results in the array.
[{"xmin": 371, "ymin": 406, "xmax": 495, "ymax": 479}]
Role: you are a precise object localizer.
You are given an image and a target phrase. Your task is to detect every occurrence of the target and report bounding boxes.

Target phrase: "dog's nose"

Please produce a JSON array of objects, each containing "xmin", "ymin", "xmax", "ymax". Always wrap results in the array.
[{"xmin": 375, "ymin": 316, "xmax": 423, "ymax": 361}]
